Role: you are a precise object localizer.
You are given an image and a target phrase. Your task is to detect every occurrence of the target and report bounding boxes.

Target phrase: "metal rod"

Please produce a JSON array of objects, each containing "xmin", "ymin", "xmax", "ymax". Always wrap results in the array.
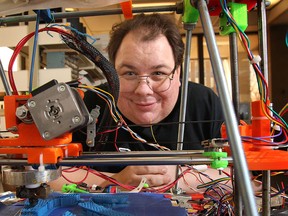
[
  {"xmin": 229, "ymin": 31, "xmax": 242, "ymax": 215},
  {"xmin": 0, "ymin": 59, "xmax": 12, "ymax": 95},
  {"xmin": 176, "ymin": 25, "xmax": 194, "ymax": 152},
  {"xmin": 197, "ymin": 34, "xmax": 205, "ymax": 85},
  {"xmin": 0, "ymin": 6, "xmax": 177, "ymax": 25},
  {"xmin": 195, "ymin": 0, "xmax": 258, "ymax": 215},
  {"xmin": 234, "ymin": 170, "xmax": 243, "ymax": 215},
  {"xmin": 258, "ymin": 1, "xmax": 271, "ymax": 214},
  {"xmin": 81, "ymin": 150, "xmax": 204, "ymax": 158},
  {"xmin": 229, "ymin": 33, "xmax": 240, "ymax": 122},
  {"xmin": 257, "ymin": 0, "xmax": 269, "ymax": 82},
  {"xmin": 174, "ymin": 23, "xmax": 195, "ymax": 193},
  {"xmin": 59, "ymin": 157, "xmax": 217, "ymax": 166},
  {"xmin": 262, "ymin": 170, "xmax": 271, "ymax": 216},
  {"xmin": 0, "ymin": 153, "xmax": 233, "ymax": 166}
]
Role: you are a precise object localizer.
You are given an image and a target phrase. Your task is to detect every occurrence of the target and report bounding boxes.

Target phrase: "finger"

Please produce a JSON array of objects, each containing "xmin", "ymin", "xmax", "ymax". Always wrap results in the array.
[
  {"xmin": 134, "ymin": 165, "xmax": 168, "ymax": 175},
  {"xmin": 145, "ymin": 174, "xmax": 171, "ymax": 187}
]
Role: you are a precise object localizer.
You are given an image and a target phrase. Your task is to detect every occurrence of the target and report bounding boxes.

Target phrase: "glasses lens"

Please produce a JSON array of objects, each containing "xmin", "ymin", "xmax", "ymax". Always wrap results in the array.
[
  {"xmin": 119, "ymin": 70, "xmax": 174, "ymax": 93},
  {"xmin": 148, "ymin": 75, "xmax": 172, "ymax": 92}
]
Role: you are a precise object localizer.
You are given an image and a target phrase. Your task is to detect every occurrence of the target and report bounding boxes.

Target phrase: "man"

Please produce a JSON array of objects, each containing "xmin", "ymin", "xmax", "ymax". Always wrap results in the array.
[{"xmin": 52, "ymin": 13, "xmax": 225, "ymax": 191}]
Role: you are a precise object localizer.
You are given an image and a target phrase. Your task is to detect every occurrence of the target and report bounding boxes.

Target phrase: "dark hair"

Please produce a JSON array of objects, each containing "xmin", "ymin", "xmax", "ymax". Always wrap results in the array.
[{"xmin": 107, "ymin": 13, "xmax": 184, "ymax": 67}]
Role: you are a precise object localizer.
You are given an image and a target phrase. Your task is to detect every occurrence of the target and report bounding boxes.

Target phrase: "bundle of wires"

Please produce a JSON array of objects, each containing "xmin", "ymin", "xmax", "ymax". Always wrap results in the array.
[
  {"xmin": 220, "ymin": 0, "xmax": 288, "ymax": 146},
  {"xmin": 7, "ymin": 24, "xmax": 123, "ymax": 147},
  {"xmin": 7, "ymin": 23, "xmax": 171, "ymax": 152},
  {"xmin": 79, "ymin": 85, "xmax": 172, "ymax": 151},
  {"xmin": 7, "ymin": 25, "xmax": 119, "ymax": 103}
]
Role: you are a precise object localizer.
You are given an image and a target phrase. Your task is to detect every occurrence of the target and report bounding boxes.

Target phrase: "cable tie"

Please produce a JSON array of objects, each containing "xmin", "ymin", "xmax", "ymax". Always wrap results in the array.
[
  {"xmin": 130, "ymin": 177, "xmax": 147, "ymax": 193},
  {"xmin": 38, "ymin": 153, "xmax": 45, "ymax": 172},
  {"xmin": 273, "ymin": 124, "xmax": 281, "ymax": 131},
  {"xmin": 192, "ymin": 165, "xmax": 208, "ymax": 172},
  {"xmin": 250, "ymin": 55, "xmax": 261, "ymax": 64}
]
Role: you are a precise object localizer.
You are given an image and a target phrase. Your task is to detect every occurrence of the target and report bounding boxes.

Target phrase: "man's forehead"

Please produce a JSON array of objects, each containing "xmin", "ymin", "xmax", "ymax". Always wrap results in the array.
[{"xmin": 117, "ymin": 63, "xmax": 171, "ymax": 70}]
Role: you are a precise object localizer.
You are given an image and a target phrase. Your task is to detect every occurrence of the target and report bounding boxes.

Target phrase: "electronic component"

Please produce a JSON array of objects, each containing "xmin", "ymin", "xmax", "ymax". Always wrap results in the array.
[{"xmin": 27, "ymin": 81, "xmax": 91, "ymax": 140}]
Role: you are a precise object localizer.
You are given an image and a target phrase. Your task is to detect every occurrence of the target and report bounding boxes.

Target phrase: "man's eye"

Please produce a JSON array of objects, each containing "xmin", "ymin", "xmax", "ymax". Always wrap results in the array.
[
  {"xmin": 123, "ymin": 71, "xmax": 136, "ymax": 76},
  {"xmin": 150, "ymin": 72, "xmax": 168, "ymax": 81},
  {"xmin": 121, "ymin": 72, "xmax": 137, "ymax": 80},
  {"xmin": 151, "ymin": 71, "xmax": 166, "ymax": 76}
]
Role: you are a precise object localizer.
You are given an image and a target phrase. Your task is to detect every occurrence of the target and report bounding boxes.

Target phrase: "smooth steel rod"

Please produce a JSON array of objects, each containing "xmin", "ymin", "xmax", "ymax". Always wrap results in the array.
[
  {"xmin": 229, "ymin": 32, "xmax": 242, "ymax": 215},
  {"xmin": 81, "ymin": 150, "xmax": 204, "ymax": 158},
  {"xmin": 257, "ymin": 0, "xmax": 269, "ymax": 82},
  {"xmin": 0, "ymin": 155, "xmax": 233, "ymax": 166},
  {"xmin": 176, "ymin": 26, "xmax": 193, "ymax": 152},
  {"xmin": 257, "ymin": 0, "xmax": 271, "ymax": 215},
  {"xmin": 195, "ymin": 0, "xmax": 258, "ymax": 215},
  {"xmin": 229, "ymin": 33, "xmax": 240, "ymax": 122},
  {"xmin": 0, "ymin": 59, "xmax": 12, "ymax": 95},
  {"xmin": 262, "ymin": 170, "xmax": 271, "ymax": 216},
  {"xmin": 59, "ymin": 157, "xmax": 219, "ymax": 166},
  {"xmin": 0, "ymin": 6, "xmax": 177, "ymax": 25},
  {"xmin": 174, "ymin": 23, "xmax": 196, "ymax": 193}
]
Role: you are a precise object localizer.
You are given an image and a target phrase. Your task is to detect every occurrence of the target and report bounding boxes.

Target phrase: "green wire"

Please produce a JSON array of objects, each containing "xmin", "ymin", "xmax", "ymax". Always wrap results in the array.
[{"xmin": 219, "ymin": 0, "xmax": 250, "ymax": 48}]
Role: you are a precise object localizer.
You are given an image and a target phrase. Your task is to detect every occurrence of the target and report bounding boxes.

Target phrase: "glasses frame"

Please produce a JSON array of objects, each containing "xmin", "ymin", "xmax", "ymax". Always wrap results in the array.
[{"xmin": 119, "ymin": 65, "xmax": 177, "ymax": 93}]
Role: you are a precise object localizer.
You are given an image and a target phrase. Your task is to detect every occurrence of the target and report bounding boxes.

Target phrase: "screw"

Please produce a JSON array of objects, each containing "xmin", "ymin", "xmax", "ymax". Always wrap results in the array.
[
  {"xmin": 58, "ymin": 85, "xmax": 66, "ymax": 92},
  {"xmin": 28, "ymin": 100, "xmax": 36, "ymax": 108},
  {"xmin": 72, "ymin": 116, "xmax": 80, "ymax": 124},
  {"xmin": 43, "ymin": 131, "xmax": 50, "ymax": 139},
  {"xmin": 16, "ymin": 107, "xmax": 27, "ymax": 118}
]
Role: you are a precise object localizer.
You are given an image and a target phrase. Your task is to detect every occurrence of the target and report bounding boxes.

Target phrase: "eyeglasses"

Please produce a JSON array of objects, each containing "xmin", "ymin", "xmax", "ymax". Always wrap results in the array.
[{"xmin": 119, "ymin": 66, "xmax": 176, "ymax": 93}]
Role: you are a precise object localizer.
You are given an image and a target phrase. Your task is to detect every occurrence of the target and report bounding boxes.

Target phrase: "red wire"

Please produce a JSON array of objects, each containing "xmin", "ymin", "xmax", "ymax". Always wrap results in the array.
[
  {"xmin": 8, "ymin": 27, "xmax": 73, "ymax": 95},
  {"xmin": 61, "ymin": 166, "xmax": 90, "ymax": 184},
  {"xmin": 114, "ymin": 126, "xmax": 120, "ymax": 151},
  {"xmin": 280, "ymin": 108, "xmax": 287, "ymax": 118},
  {"xmin": 154, "ymin": 167, "xmax": 192, "ymax": 193},
  {"xmin": 89, "ymin": 169, "xmax": 135, "ymax": 191},
  {"xmin": 62, "ymin": 166, "xmax": 135, "ymax": 191},
  {"xmin": 97, "ymin": 128, "xmax": 118, "ymax": 135}
]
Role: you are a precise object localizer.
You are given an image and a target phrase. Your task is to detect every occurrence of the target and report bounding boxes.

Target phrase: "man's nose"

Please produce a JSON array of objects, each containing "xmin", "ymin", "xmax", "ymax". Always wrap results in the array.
[
  {"xmin": 135, "ymin": 77, "xmax": 153, "ymax": 93},
  {"xmin": 137, "ymin": 76, "xmax": 149, "ymax": 84}
]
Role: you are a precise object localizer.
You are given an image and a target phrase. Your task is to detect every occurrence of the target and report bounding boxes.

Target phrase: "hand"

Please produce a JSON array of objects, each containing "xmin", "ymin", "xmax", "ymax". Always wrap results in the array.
[{"xmin": 112, "ymin": 165, "xmax": 172, "ymax": 187}]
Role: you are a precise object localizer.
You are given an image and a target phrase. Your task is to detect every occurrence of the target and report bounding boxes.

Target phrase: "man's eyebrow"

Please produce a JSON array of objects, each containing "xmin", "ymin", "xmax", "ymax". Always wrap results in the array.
[
  {"xmin": 117, "ymin": 64, "xmax": 136, "ymax": 70},
  {"xmin": 153, "ymin": 64, "xmax": 170, "ymax": 70},
  {"xmin": 118, "ymin": 63, "xmax": 170, "ymax": 70}
]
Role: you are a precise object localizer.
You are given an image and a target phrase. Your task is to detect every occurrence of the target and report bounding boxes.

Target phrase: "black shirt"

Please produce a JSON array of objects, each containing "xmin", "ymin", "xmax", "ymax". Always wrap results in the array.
[{"xmin": 73, "ymin": 82, "xmax": 224, "ymax": 172}]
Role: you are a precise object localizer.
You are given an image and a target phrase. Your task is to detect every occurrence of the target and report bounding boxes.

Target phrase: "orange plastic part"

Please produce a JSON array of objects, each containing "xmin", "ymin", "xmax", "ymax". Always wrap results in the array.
[
  {"xmin": 120, "ymin": 0, "xmax": 133, "ymax": 19},
  {"xmin": 0, "ymin": 95, "xmax": 83, "ymax": 164},
  {"xmin": 221, "ymin": 100, "xmax": 288, "ymax": 170},
  {"xmin": 77, "ymin": 88, "xmax": 85, "ymax": 99},
  {"xmin": 0, "ymin": 143, "xmax": 82, "ymax": 164},
  {"xmin": 251, "ymin": 100, "xmax": 271, "ymax": 143},
  {"xmin": 245, "ymin": 150, "xmax": 288, "ymax": 170},
  {"xmin": 221, "ymin": 123, "xmax": 252, "ymax": 153}
]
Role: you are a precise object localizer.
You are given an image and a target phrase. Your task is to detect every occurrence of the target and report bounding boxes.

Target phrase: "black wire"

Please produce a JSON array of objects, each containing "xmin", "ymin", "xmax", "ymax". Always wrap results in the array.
[{"xmin": 98, "ymin": 119, "xmax": 225, "ymax": 129}]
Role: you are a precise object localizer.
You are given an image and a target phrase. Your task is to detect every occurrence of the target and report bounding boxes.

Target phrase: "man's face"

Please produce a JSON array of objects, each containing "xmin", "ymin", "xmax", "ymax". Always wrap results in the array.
[{"xmin": 114, "ymin": 31, "xmax": 181, "ymax": 125}]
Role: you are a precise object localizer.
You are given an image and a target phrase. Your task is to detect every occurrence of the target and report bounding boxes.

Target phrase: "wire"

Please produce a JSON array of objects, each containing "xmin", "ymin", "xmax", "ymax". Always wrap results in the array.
[
  {"xmin": 79, "ymin": 85, "xmax": 172, "ymax": 151},
  {"xmin": 220, "ymin": 0, "xmax": 288, "ymax": 139},
  {"xmin": 28, "ymin": 10, "xmax": 40, "ymax": 93},
  {"xmin": 61, "ymin": 167, "xmax": 90, "ymax": 184},
  {"xmin": 8, "ymin": 27, "xmax": 75, "ymax": 95}
]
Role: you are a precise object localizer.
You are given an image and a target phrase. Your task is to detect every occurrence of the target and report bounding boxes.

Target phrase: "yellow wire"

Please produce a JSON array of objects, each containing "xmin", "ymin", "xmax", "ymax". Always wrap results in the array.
[
  {"xmin": 80, "ymin": 85, "xmax": 119, "ymax": 122},
  {"xmin": 279, "ymin": 103, "xmax": 288, "ymax": 116},
  {"xmin": 150, "ymin": 124, "xmax": 158, "ymax": 144}
]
